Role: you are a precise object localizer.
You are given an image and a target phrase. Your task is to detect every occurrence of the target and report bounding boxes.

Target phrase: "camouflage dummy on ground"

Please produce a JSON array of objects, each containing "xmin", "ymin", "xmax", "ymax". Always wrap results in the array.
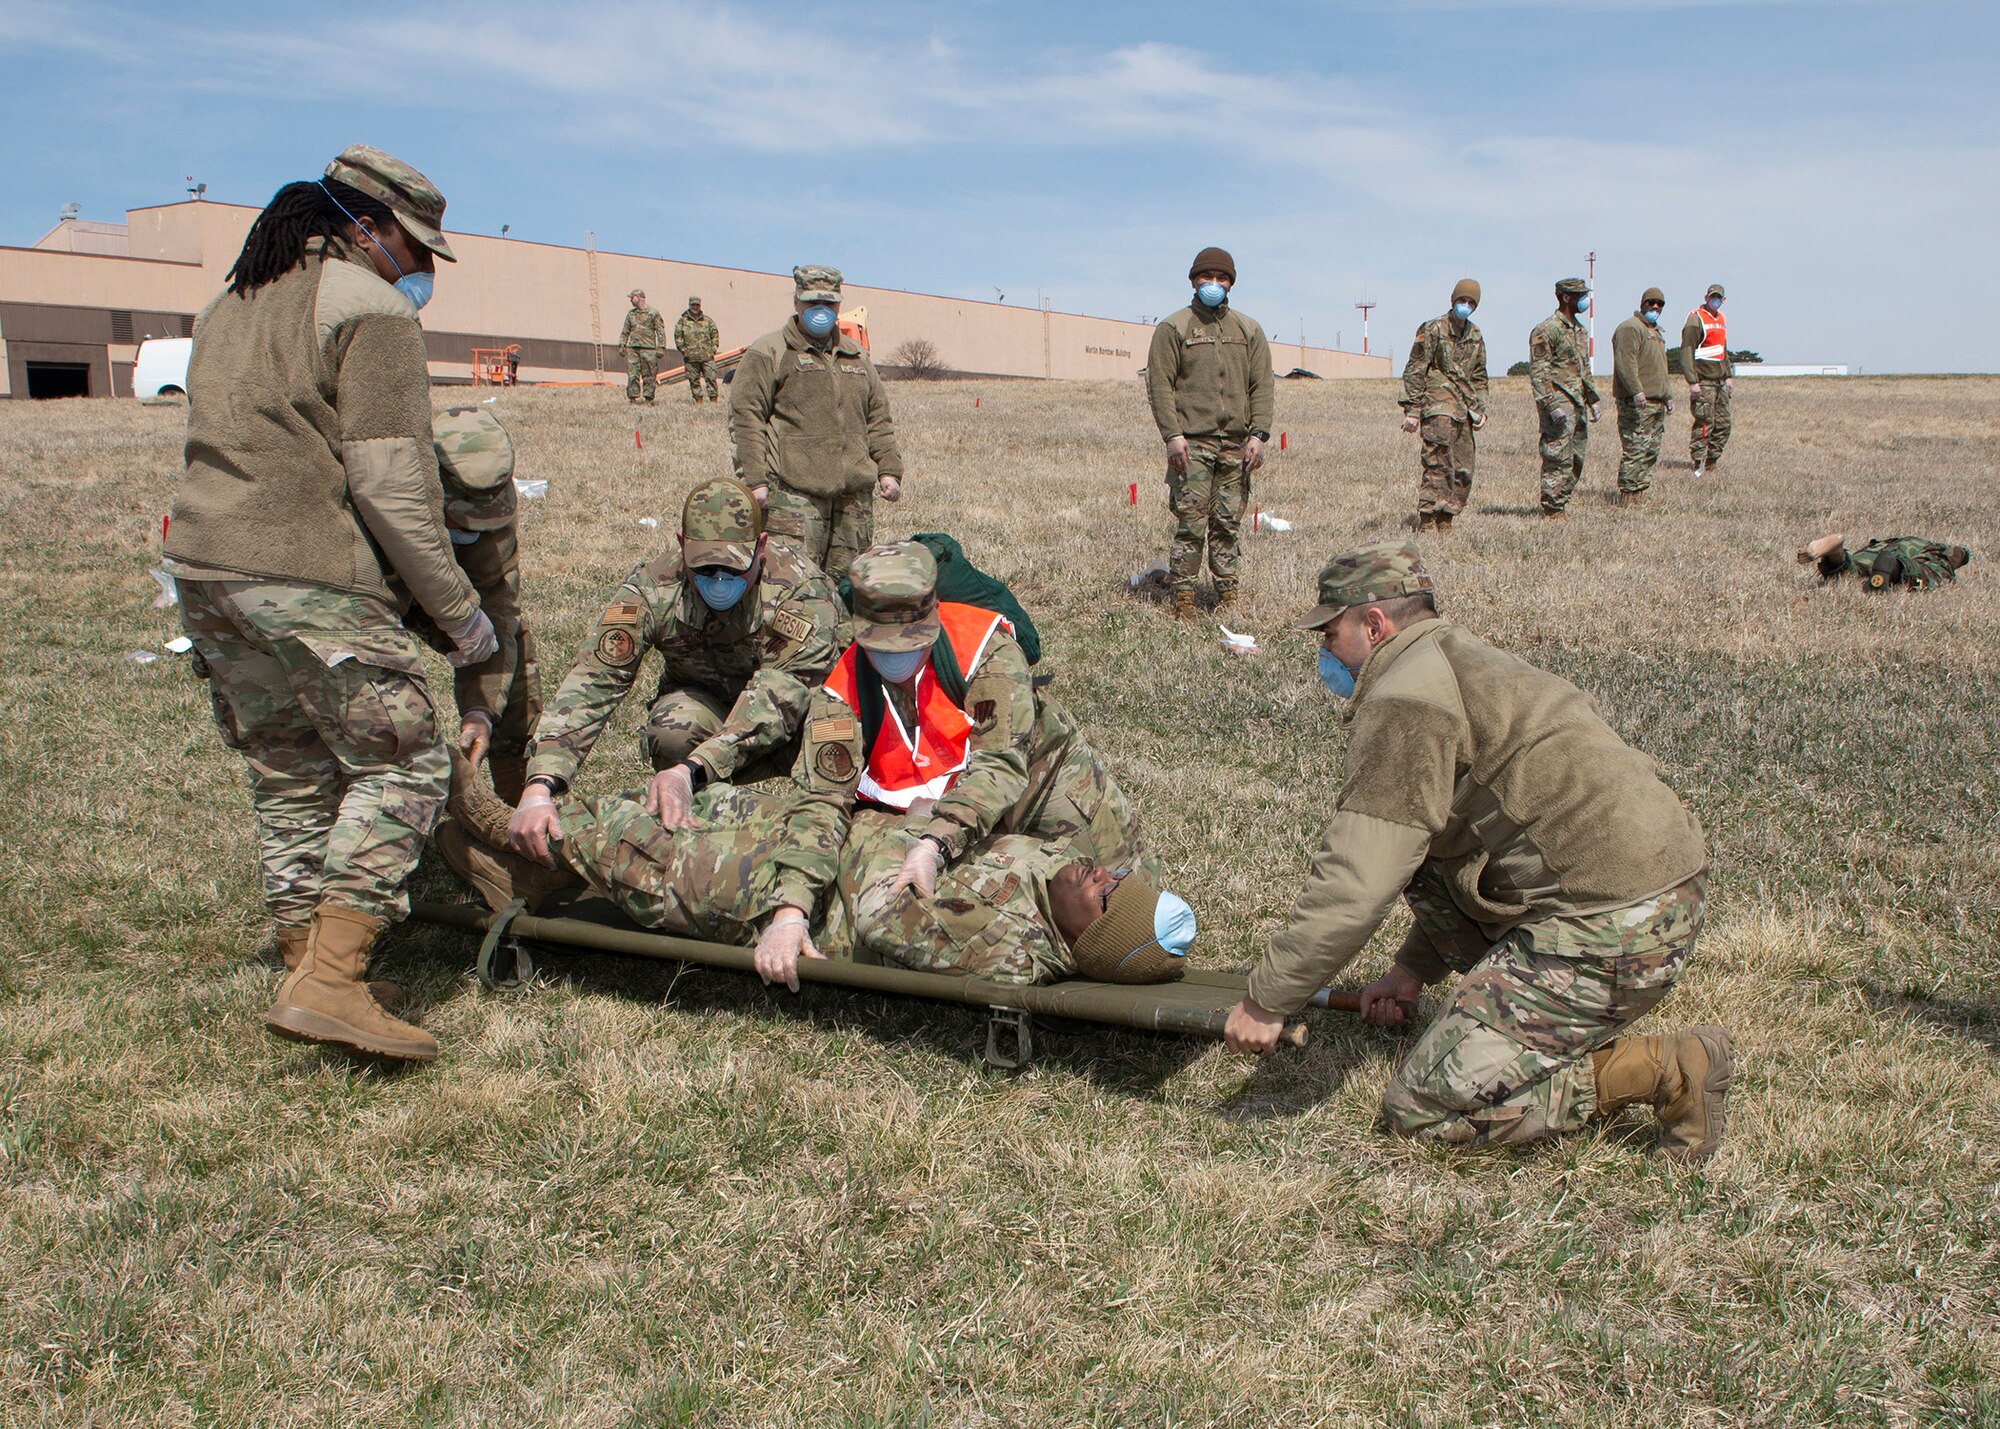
[
  {"xmin": 437, "ymin": 756, "xmax": 1185, "ymax": 989},
  {"xmin": 729, "ymin": 265, "xmax": 905, "ymax": 582},
  {"xmin": 674, "ymin": 297, "xmax": 722, "ymax": 404},
  {"xmin": 1146, "ymin": 246, "xmax": 1274, "ymax": 619},
  {"xmin": 1610, "ymin": 288, "xmax": 1673, "ymax": 504},
  {"xmin": 166, "ymin": 143, "xmax": 482, "ymax": 1063},
  {"xmin": 1224, "ymin": 540, "xmax": 1732, "ymax": 1161},
  {"xmin": 1798, "ymin": 533, "xmax": 1972, "ymax": 589},
  {"xmin": 1528, "ymin": 278, "xmax": 1602, "ymax": 517},
  {"xmin": 1400, "ymin": 279, "xmax": 1488, "ymax": 532},
  {"xmin": 620, "ymin": 289, "xmax": 668, "ymax": 403},
  {"xmin": 1681, "ymin": 283, "xmax": 1733, "ymax": 476},
  {"xmin": 399, "ymin": 407, "xmax": 542, "ymax": 803},
  {"xmin": 520, "ymin": 478, "xmax": 845, "ymax": 813}
]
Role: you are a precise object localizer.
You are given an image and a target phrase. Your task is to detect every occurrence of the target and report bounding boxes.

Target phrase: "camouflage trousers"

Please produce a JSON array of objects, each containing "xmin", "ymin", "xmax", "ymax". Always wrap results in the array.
[
  {"xmin": 1166, "ymin": 441, "xmax": 1247, "ymax": 594},
  {"xmin": 638, "ymin": 684, "xmax": 796, "ymax": 784},
  {"xmin": 1416, "ymin": 414, "xmax": 1477, "ymax": 516},
  {"xmin": 485, "ymin": 622, "xmax": 542, "ymax": 760},
  {"xmin": 1381, "ymin": 864, "xmax": 1707, "ymax": 1147},
  {"xmin": 180, "ymin": 579, "xmax": 447, "ymax": 927},
  {"xmin": 1616, "ymin": 399, "xmax": 1665, "ymax": 493},
  {"xmin": 683, "ymin": 358, "xmax": 720, "ymax": 402},
  {"xmin": 763, "ymin": 484, "xmax": 874, "ymax": 584},
  {"xmin": 1689, "ymin": 381, "xmax": 1731, "ymax": 468},
  {"xmin": 1537, "ymin": 401, "xmax": 1589, "ymax": 513},
  {"xmin": 627, "ymin": 351, "xmax": 662, "ymax": 402}
]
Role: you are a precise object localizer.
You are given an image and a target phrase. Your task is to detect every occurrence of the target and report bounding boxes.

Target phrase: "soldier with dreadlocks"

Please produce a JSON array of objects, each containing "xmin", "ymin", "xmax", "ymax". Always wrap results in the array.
[{"xmin": 165, "ymin": 144, "xmax": 489, "ymax": 1065}]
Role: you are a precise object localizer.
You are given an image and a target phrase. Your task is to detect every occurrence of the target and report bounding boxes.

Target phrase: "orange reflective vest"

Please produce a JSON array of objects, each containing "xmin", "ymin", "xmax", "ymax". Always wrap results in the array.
[
  {"xmin": 821, "ymin": 601, "xmax": 1012, "ymax": 810},
  {"xmin": 1690, "ymin": 307, "xmax": 1728, "ymax": 364}
]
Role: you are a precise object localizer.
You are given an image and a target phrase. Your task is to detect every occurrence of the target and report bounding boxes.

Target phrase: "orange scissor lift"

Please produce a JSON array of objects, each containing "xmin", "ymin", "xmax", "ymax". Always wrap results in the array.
[{"xmin": 470, "ymin": 344, "xmax": 522, "ymax": 386}]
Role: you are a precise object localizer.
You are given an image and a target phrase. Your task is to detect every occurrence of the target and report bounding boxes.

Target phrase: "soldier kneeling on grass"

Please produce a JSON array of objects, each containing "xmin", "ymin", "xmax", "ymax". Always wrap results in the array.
[
  {"xmin": 1797, "ymin": 534, "xmax": 1972, "ymax": 590},
  {"xmin": 1225, "ymin": 539, "xmax": 1733, "ymax": 1162}
]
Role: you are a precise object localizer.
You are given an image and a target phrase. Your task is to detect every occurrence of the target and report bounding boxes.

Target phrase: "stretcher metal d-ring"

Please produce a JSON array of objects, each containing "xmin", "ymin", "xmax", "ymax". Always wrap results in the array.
[{"xmin": 475, "ymin": 898, "xmax": 533, "ymax": 991}]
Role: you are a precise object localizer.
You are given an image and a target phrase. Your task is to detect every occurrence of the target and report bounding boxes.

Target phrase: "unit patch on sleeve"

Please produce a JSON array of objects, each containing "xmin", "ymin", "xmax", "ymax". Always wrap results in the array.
[
  {"xmin": 815, "ymin": 743, "xmax": 856, "ymax": 782},
  {"xmin": 596, "ymin": 628, "xmax": 639, "ymax": 666}
]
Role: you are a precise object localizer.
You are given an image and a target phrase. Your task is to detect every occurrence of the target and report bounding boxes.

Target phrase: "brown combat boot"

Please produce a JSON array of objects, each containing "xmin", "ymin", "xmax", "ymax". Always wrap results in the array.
[
  {"xmin": 1620, "ymin": 489, "xmax": 1648, "ymax": 508},
  {"xmin": 266, "ymin": 905, "xmax": 438, "ymax": 1062},
  {"xmin": 1591, "ymin": 1027, "xmax": 1734, "ymax": 1162},
  {"xmin": 434, "ymin": 817, "xmax": 581, "ymax": 915},
  {"xmin": 275, "ymin": 924, "xmax": 402, "ymax": 1010},
  {"xmin": 1541, "ymin": 508, "xmax": 1568, "ymax": 521},
  {"xmin": 1797, "ymin": 532, "xmax": 1847, "ymax": 565},
  {"xmin": 1435, "ymin": 511, "xmax": 1453, "ymax": 533},
  {"xmin": 1213, "ymin": 586, "xmax": 1239, "ymax": 617},
  {"xmin": 1416, "ymin": 512, "xmax": 1442, "ymax": 534},
  {"xmin": 447, "ymin": 747, "xmax": 518, "ymax": 850},
  {"xmin": 1171, "ymin": 590, "xmax": 1199, "ymax": 622}
]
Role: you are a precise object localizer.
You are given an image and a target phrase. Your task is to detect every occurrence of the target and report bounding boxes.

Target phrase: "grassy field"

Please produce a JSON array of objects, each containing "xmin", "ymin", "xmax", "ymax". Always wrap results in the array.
[{"xmin": 2, "ymin": 375, "xmax": 1996, "ymax": 1427}]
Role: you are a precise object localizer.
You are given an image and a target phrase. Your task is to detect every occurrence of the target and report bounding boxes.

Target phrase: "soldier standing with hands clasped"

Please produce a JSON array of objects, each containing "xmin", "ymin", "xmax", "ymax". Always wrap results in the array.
[
  {"xmin": 621, "ymin": 288, "xmax": 667, "ymax": 404},
  {"xmin": 1399, "ymin": 279, "xmax": 1488, "ymax": 534},
  {"xmin": 1146, "ymin": 246, "xmax": 1274, "ymax": 620},
  {"xmin": 1610, "ymin": 288, "xmax": 1673, "ymax": 506},
  {"xmin": 1528, "ymin": 277, "xmax": 1601, "ymax": 518},
  {"xmin": 675, "ymin": 296, "xmax": 722, "ymax": 405}
]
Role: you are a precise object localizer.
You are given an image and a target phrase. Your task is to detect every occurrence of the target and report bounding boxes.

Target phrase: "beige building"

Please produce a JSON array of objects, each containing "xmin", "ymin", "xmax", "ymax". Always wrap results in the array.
[{"xmin": 0, "ymin": 199, "xmax": 1388, "ymax": 398}]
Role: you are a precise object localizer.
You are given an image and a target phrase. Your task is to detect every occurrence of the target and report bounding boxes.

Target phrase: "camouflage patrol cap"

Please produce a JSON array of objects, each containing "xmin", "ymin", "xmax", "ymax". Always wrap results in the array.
[
  {"xmin": 629, "ymin": 288, "xmax": 646, "ymax": 300},
  {"xmin": 324, "ymin": 144, "xmax": 454, "ymax": 261},
  {"xmin": 849, "ymin": 541, "xmax": 940, "ymax": 653},
  {"xmin": 794, "ymin": 265, "xmax": 843, "ymax": 303},
  {"xmin": 434, "ymin": 407, "xmax": 516, "ymax": 532},
  {"xmin": 680, "ymin": 478, "xmax": 762, "ymax": 572},
  {"xmin": 1293, "ymin": 539, "xmax": 1436, "ymax": 629},
  {"xmin": 687, "ymin": 295, "xmax": 702, "ymax": 304},
  {"xmin": 1642, "ymin": 287, "xmax": 1666, "ymax": 305},
  {"xmin": 1706, "ymin": 283, "xmax": 1726, "ymax": 299},
  {"xmin": 1555, "ymin": 277, "xmax": 1589, "ymax": 296}
]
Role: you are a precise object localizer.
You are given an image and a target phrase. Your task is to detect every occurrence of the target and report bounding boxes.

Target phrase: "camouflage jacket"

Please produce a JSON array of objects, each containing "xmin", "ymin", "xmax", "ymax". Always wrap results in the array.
[
  {"xmin": 620, "ymin": 305, "xmax": 667, "ymax": 352},
  {"xmin": 1842, "ymin": 537, "xmax": 1966, "ymax": 590},
  {"xmin": 1400, "ymin": 313, "xmax": 1489, "ymax": 420},
  {"xmin": 1528, "ymin": 312, "xmax": 1598, "ymax": 410},
  {"xmin": 764, "ymin": 627, "xmax": 1040, "ymax": 914},
  {"xmin": 525, "ymin": 536, "xmax": 845, "ymax": 789},
  {"xmin": 674, "ymin": 312, "xmax": 721, "ymax": 362},
  {"xmin": 729, "ymin": 321, "xmax": 904, "ymax": 497},
  {"xmin": 1146, "ymin": 305, "xmax": 1275, "ymax": 443}
]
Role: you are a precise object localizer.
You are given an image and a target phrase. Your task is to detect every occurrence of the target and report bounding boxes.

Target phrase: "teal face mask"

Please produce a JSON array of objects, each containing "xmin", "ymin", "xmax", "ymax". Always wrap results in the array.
[
  {"xmin": 1152, "ymin": 890, "xmax": 1197, "ymax": 957},
  {"xmin": 1317, "ymin": 649, "xmax": 1356, "ymax": 698},
  {"xmin": 692, "ymin": 570, "xmax": 748, "ymax": 611},
  {"xmin": 865, "ymin": 646, "xmax": 927, "ymax": 683},
  {"xmin": 800, "ymin": 304, "xmax": 838, "ymax": 337}
]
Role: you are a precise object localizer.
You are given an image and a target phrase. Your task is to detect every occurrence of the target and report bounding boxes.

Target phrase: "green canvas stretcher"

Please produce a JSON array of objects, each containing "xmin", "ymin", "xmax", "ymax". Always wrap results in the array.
[{"xmin": 409, "ymin": 894, "xmax": 1345, "ymax": 1066}]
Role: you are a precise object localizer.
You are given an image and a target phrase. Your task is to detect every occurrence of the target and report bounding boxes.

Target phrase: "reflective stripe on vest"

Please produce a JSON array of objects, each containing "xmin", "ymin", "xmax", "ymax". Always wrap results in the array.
[
  {"xmin": 1690, "ymin": 307, "xmax": 1727, "ymax": 363},
  {"xmin": 821, "ymin": 602, "xmax": 1011, "ymax": 810}
]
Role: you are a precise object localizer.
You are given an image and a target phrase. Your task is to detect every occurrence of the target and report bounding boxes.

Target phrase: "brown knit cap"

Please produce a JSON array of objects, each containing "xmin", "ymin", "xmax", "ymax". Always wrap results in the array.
[
  {"xmin": 1069, "ymin": 873, "xmax": 1190, "ymax": 985},
  {"xmin": 1451, "ymin": 278, "xmax": 1480, "ymax": 306},
  {"xmin": 1189, "ymin": 246, "xmax": 1236, "ymax": 282},
  {"xmin": 1641, "ymin": 287, "xmax": 1666, "ymax": 305}
]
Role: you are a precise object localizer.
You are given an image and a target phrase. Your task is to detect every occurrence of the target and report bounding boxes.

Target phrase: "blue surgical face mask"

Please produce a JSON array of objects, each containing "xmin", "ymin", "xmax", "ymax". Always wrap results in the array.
[
  {"xmin": 1195, "ymin": 281, "xmax": 1228, "ymax": 309},
  {"xmin": 691, "ymin": 570, "xmax": 748, "ymax": 611},
  {"xmin": 865, "ymin": 646, "xmax": 927, "ymax": 683},
  {"xmin": 1317, "ymin": 648, "xmax": 1357, "ymax": 698},
  {"xmin": 1574, "ymin": 294, "xmax": 1591, "ymax": 316},
  {"xmin": 1642, "ymin": 308, "xmax": 1662, "ymax": 326},
  {"xmin": 1453, "ymin": 301, "xmax": 1474, "ymax": 321},
  {"xmin": 1151, "ymin": 890, "xmax": 1197, "ymax": 957},
  {"xmin": 800, "ymin": 304, "xmax": 838, "ymax": 337},
  {"xmin": 395, "ymin": 272, "xmax": 435, "ymax": 310},
  {"xmin": 448, "ymin": 527, "xmax": 482, "ymax": 546}
]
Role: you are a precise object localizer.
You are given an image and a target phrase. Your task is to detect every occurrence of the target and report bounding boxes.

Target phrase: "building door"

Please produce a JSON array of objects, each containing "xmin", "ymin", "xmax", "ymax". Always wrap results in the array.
[{"xmin": 25, "ymin": 362, "xmax": 91, "ymax": 398}]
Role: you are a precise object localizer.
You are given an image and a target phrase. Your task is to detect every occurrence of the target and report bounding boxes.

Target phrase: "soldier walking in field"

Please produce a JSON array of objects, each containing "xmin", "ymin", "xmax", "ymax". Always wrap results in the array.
[
  {"xmin": 620, "ymin": 288, "xmax": 667, "ymax": 403},
  {"xmin": 1225, "ymin": 540, "xmax": 1731, "ymax": 1161},
  {"xmin": 1529, "ymin": 277, "xmax": 1601, "ymax": 518},
  {"xmin": 1610, "ymin": 288, "xmax": 1673, "ymax": 506},
  {"xmin": 1682, "ymin": 283, "xmax": 1733, "ymax": 476},
  {"xmin": 1146, "ymin": 246, "xmax": 1274, "ymax": 619},
  {"xmin": 1399, "ymin": 279, "xmax": 1488, "ymax": 533},
  {"xmin": 729, "ymin": 265, "xmax": 905, "ymax": 583},
  {"xmin": 675, "ymin": 296, "xmax": 722, "ymax": 405}
]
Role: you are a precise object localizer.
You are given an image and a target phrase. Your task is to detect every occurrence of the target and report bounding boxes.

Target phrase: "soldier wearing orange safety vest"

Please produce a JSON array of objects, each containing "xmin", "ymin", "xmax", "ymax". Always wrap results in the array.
[
  {"xmin": 1679, "ymin": 282, "xmax": 1733, "ymax": 476},
  {"xmin": 750, "ymin": 541, "xmax": 1155, "ymax": 986}
]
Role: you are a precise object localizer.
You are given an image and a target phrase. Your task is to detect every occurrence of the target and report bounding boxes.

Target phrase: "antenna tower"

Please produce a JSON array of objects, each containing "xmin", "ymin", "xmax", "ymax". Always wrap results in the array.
[{"xmin": 1355, "ymin": 300, "xmax": 1376, "ymax": 355}]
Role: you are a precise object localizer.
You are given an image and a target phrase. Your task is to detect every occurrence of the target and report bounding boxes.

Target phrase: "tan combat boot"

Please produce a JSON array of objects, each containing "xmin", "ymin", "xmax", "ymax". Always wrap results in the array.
[
  {"xmin": 274, "ymin": 924, "xmax": 402, "ymax": 1009},
  {"xmin": 448, "ymin": 747, "xmax": 518, "ymax": 850},
  {"xmin": 1213, "ymin": 586, "xmax": 1239, "ymax": 617},
  {"xmin": 1797, "ymin": 532, "xmax": 1846, "ymax": 565},
  {"xmin": 1171, "ymin": 590, "xmax": 1199, "ymax": 622},
  {"xmin": 1416, "ymin": 512, "xmax": 1442, "ymax": 534},
  {"xmin": 1620, "ymin": 490, "xmax": 1648, "ymax": 508},
  {"xmin": 266, "ymin": 905, "xmax": 438, "ymax": 1062},
  {"xmin": 1435, "ymin": 512, "xmax": 1453, "ymax": 533},
  {"xmin": 434, "ymin": 817, "xmax": 581, "ymax": 915},
  {"xmin": 1591, "ymin": 1027, "xmax": 1734, "ymax": 1162}
]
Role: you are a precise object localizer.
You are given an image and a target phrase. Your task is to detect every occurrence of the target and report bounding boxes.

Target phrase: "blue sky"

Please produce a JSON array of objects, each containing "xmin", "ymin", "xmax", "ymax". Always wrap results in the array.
[{"xmin": 4, "ymin": 0, "xmax": 1995, "ymax": 371}]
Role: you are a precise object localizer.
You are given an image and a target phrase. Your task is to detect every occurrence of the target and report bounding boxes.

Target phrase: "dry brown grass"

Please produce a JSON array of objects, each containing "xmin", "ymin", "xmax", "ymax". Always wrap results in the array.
[{"xmin": 1, "ymin": 376, "xmax": 1996, "ymax": 1426}]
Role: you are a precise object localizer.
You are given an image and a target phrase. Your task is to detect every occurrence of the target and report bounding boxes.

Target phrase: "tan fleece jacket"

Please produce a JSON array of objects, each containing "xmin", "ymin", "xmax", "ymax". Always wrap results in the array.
[
  {"xmin": 1146, "ymin": 304, "xmax": 1275, "ymax": 444},
  {"xmin": 165, "ymin": 244, "xmax": 477, "ymax": 630},
  {"xmin": 729, "ymin": 320, "xmax": 904, "ymax": 497},
  {"xmin": 1248, "ymin": 619, "xmax": 1708, "ymax": 1015}
]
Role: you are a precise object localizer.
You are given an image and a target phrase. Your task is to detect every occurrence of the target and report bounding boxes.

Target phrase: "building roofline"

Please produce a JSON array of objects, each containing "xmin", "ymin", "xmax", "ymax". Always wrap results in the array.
[{"xmin": 0, "ymin": 243, "xmax": 200, "ymax": 268}]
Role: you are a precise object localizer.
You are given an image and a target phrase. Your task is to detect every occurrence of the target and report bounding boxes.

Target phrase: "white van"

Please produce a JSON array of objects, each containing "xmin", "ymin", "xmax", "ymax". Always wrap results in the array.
[{"xmin": 133, "ymin": 336, "xmax": 192, "ymax": 399}]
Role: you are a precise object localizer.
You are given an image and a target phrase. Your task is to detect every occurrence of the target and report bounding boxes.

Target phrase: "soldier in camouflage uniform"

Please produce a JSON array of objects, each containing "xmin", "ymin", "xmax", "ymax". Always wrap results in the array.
[
  {"xmin": 729, "ymin": 265, "xmax": 905, "ymax": 583},
  {"xmin": 1681, "ymin": 283, "xmax": 1733, "ymax": 476},
  {"xmin": 620, "ymin": 289, "xmax": 667, "ymax": 403},
  {"xmin": 1528, "ymin": 278, "xmax": 1602, "ymax": 518},
  {"xmin": 1225, "ymin": 540, "xmax": 1732, "ymax": 1161},
  {"xmin": 1146, "ymin": 246, "xmax": 1274, "ymax": 619},
  {"xmin": 1798, "ymin": 533, "xmax": 1972, "ymax": 589},
  {"xmin": 674, "ymin": 296, "xmax": 722, "ymax": 405},
  {"xmin": 506, "ymin": 478, "xmax": 846, "ymax": 862},
  {"xmin": 1610, "ymin": 288, "xmax": 1673, "ymax": 505},
  {"xmin": 1399, "ymin": 278, "xmax": 1489, "ymax": 533},
  {"xmin": 401, "ymin": 407, "xmax": 542, "ymax": 803},
  {"xmin": 166, "ymin": 144, "xmax": 490, "ymax": 1063}
]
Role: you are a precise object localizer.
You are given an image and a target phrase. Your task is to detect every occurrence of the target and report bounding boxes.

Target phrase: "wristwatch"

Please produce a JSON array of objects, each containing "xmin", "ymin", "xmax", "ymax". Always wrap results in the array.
[
  {"xmin": 1251, "ymin": 429, "xmax": 1271, "ymax": 443},
  {"xmin": 919, "ymin": 833, "xmax": 952, "ymax": 863}
]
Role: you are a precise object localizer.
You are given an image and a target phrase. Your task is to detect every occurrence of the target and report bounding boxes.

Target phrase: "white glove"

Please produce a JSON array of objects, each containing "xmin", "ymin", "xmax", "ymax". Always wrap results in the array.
[
  {"xmin": 754, "ymin": 910, "xmax": 822, "ymax": 992},
  {"xmin": 447, "ymin": 608, "xmax": 498, "ymax": 668},
  {"xmin": 893, "ymin": 837, "xmax": 944, "ymax": 899},
  {"xmin": 508, "ymin": 785, "xmax": 564, "ymax": 866},
  {"xmin": 877, "ymin": 475, "xmax": 903, "ymax": 502},
  {"xmin": 645, "ymin": 763, "xmax": 698, "ymax": 829}
]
